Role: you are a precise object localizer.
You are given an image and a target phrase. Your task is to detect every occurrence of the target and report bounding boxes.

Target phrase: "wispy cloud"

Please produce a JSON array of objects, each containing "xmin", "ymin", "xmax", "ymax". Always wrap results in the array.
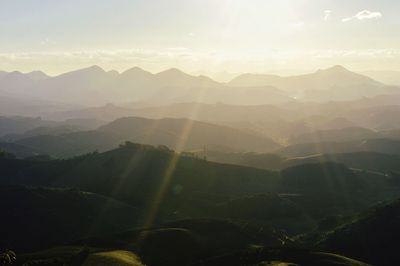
[
  {"xmin": 342, "ymin": 10, "xmax": 382, "ymax": 22},
  {"xmin": 291, "ymin": 21, "xmax": 305, "ymax": 30},
  {"xmin": 323, "ymin": 10, "xmax": 331, "ymax": 21}
]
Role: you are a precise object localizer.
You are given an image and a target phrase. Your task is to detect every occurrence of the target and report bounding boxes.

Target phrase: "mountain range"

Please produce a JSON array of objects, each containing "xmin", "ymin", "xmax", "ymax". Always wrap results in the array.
[
  {"xmin": 4, "ymin": 116, "xmax": 279, "ymax": 157},
  {"xmin": 0, "ymin": 65, "xmax": 396, "ymax": 107}
]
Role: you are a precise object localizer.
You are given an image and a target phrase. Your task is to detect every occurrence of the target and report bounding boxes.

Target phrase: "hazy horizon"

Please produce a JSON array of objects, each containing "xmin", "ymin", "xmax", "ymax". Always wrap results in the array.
[
  {"xmin": 1, "ymin": 0, "xmax": 400, "ymax": 76},
  {"xmin": 0, "ymin": 64, "xmax": 397, "ymax": 83}
]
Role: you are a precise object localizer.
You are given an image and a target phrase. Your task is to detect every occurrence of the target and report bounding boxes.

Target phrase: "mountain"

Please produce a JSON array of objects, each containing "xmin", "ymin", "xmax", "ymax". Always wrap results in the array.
[
  {"xmin": 0, "ymin": 70, "xmax": 9, "ymax": 79},
  {"xmin": 317, "ymin": 198, "xmax": 400, "ymax": 266},
  {"xmin": 97, "ymin": 117, "xmax": 280, "ymax": 151},
  {"xmin": 0, "ymin": 70, "xmax": 49, "ymax": 81},
  {"xmin": 346, "ymin": 105, "xmax": 400, "ymax": 130},
  {"xmin": 125, "ymin": 102, "xmax": 290, "ymax": 123},
  {"xmin": 33, "ymin": 65, "xmax": 116, "ymax": 105},
  {"xmin": 278, "ymin": 138, "xmax": 400, "ymax": 157},
  {"xmin": 0, "ymin": 141, "xmax": 42, "ymax": 158},
  {"xmin": 154, "ymin": 68, "xmax": 219, "ymax": 88},
  {"xmin": 229, "ymin": 65, "xmax": 387, "ymax": 101},
  {"xmin": 0, "ymin": 66, "xmax": 224, "ymax": 105},
  {"xmin": 0, "ymin": 116, "xmax": 56, "ymax": 136},
  {"xmin": 184, "ymin": 150, "xmax": 286, "ymax": 170},
  {"xmin": 0, "ymin": 94, "xmax": 80, "ymax": 117},
  {"xmin": 0, "ymin": 71, "xmax": 36, "ymax": 96},
  {"xmin": 12, "ymin": 117, "xmax": 280, "ymax": 157},
  {"xmin": 25, "ymin": 70, "xmax": 50, "ymax": 81},
  {"xmin": 361, "ymin": 70, "xmax": 400, "ymax": 85},
  {"xmin": 0, "ymin": 65, "xmax": 392, "ymax": 107},
  {"xmin": 288, "ymin": 127, "xmax": 377, "ymax": 144},
  {"xmin": 230, "ymin": 65, "xmax": 382, "ymax": 89},
  {"xmin": 1, "ymin": 124, "xmax": 82, "ymax": 142},
  {"xmin": 0, "ymin": 116, "xmax": 103, "ymax": 137},
  {"xmin": 46, "ymin": 103, "xmax": 135, "ymax": 121},
  {"xmin": 280, "ymin": 162, "xmax": 362, "ymax": 195},
  {"xmin": 285, "ymin": 152, "xmax": 400, "ymax": 173}
]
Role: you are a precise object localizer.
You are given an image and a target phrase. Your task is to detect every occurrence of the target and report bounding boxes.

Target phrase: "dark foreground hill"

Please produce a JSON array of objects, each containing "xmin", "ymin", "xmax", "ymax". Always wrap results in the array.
[
  {"xmin": 0, "ymin": 143, "xmax": 396, "ymax": 265},
  {"xmin": 0, "ymin": 142, "xmax": 283, "ymax": 230},
  {"xmin": 317, "ymin": 199, "xmax": 400, "ymax": 266},
  {"xmin": 2, "ymin": 143, "xmax": 399, "ymax": 236},
  {"xmin": 15, "ymin": 223, "xmax": 369, "ymax": 266},
  {"xmin": 0, "ymin": 186, "xmax": 139, "ymax": 252}
]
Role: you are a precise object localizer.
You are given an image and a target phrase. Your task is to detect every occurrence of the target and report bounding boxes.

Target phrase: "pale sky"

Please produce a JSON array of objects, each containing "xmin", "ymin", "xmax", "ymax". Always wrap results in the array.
[{"xmin": 0, "ymin": 0, "xmax": 399, "ymax": 75}]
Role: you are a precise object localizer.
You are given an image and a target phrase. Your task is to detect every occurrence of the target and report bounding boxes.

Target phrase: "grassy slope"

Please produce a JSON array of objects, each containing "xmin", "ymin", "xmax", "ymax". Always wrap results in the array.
[
  {"xmin": 83, "ymin": 250, "xmax": 144, "ymax": 266},
  {"xmin": 195, "ymin": 248, "xmax": 370, "ymax": 266}
]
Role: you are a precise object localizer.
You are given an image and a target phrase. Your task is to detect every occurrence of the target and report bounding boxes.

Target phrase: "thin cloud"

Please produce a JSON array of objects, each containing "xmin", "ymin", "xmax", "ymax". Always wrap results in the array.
[
  {"xmin": 291, "ymin": 21, "xmax": 305, "ymax": 29},
  {"xmin": 323, "ymin": 10, "xmax": 331, "ymax": 21},
  {"xmin": 342, "ymin": 10, "xmax": 382, "ymax": 22}
]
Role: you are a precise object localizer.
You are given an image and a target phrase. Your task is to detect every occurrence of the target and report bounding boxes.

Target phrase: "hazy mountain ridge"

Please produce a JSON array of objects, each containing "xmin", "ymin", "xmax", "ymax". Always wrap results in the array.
[
  {"xmin": 7, "ymin": 116, "xmax": 280, "ymax": 157},
  {"xmin": 229, "ymin": 65, "xmax": 390, "ymax": 101},
  {"xmin": 0, "ymin": 65, "xmax": 395, "ymax": 106}
]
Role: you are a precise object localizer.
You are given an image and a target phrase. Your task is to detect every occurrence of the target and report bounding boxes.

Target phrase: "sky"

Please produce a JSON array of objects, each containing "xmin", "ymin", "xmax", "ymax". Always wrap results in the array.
[{"xmin": 0, "ymin": 0, "xmax": 399, "ymax": 76}]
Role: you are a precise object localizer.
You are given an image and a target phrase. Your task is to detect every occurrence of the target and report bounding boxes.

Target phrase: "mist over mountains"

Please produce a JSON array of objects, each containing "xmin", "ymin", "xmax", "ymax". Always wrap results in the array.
[
  {"xmin": 0, "ymin": 65, "xmax": 397, "ymax": 110},
  {"xmin": 2, "ymin": 64, "xmax": 400, "ymax": 266}
]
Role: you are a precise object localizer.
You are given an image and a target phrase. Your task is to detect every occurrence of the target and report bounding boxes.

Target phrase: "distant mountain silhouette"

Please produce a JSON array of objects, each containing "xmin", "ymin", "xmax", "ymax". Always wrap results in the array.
[
  {"xmin": 0, "ymin": 66, "xmax": 223, "ymax": 105},
  {"xmin": 230, "ymin": 65, "xmax": 381, "ymax": 88},
  {"xmin": 0, "ymin": 65, "xmax": 394, "ymax": 105},
  {"xmin": 362, "ymin": 70, "xmax": 400, "ymax": 85},
  {"xmin": 229, "ymin": 65, "xmax": 387, "ymax": 101},
  {"xmin": 25, "ymin": 70, "xmax": 50, "ymax": 80}
]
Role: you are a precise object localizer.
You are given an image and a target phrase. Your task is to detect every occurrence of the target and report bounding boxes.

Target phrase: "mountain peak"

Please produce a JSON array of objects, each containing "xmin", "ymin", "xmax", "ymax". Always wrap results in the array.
[
  {"xmin": 122, "ymin": 66, "xmax": 151, "ymax": 75},
  {"xmin": 26, "ymin": 70, "xmax": 50, "ymax": 80},
  {"xmin": 87, "ymin": 65, "xmax": 105, "ymax": 72},
  {"xmin": 322, "ymin": 65, "xmax": 350, "ymax": 73},
  {"xmin": 156, "ymin": 68, "xmax": 188, "ymax": 77}
]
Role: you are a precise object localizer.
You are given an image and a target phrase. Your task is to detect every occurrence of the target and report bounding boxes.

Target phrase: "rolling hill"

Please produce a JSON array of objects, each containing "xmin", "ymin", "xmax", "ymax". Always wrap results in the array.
[
  {"xmin": 0, "ymin": 142, "xmax": 281, "ymax": 223},
  {"xmin": 12, "ymin": 117, "xmax": 280, "ymax": 157},
  {"xmin": 277, "ymin": 138, "xmax": 400, "ymax": 157},
  {"xmin": 285, "ymin": 152, "xmax": 400, "ymax": 173},
  {"xmin": 1, "ymin": 143, "xmax": 398, "ymax": 265},
  {"xmin": 317, "ymin": 198, "xmax": 400, "ymax": 266},
  {"xmin": 288, "ymin": 127, "xmax": 377, "ymax": 144},
  {"xmin": 0, "ymin": 116, "xmax": 102, "ymax": 137}
]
